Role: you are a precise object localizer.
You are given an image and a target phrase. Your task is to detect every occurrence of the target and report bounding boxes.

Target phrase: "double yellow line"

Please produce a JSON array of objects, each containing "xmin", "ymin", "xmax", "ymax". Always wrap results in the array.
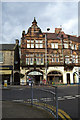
[{"xmin": 24, "ymin": 101, "xmax": 72, "ymax": 120}]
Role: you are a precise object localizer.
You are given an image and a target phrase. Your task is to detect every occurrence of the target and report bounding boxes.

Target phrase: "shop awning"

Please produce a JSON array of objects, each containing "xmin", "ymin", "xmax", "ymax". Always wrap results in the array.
[{"xmin": 0, "ymin": 70, "xmax": 12, "ymax": 75}]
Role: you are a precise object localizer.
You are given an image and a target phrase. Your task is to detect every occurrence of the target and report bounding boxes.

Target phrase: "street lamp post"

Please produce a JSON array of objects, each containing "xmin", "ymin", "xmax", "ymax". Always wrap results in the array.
[
  {"xmin": 45, "ymin": 28, "xmax": 50, "ymax": 85},
  {"xmin": 45, "ymin": 34, "xmax": 47, "ymax": 84}
]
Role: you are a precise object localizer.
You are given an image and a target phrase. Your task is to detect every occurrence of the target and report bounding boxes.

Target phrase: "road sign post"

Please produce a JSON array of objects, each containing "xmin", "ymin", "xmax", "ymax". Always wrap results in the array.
[
  {"xmin": 31, "ymin": 81, "xmax": 33, "ymax": 105},
  {"xmin": 55, "ymin": 86, "xmax": 58, "ymax": 119}
]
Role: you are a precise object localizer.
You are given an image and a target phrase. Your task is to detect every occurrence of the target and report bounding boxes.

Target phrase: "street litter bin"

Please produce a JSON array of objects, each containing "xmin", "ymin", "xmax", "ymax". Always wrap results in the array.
[{"xmin": 4, "ymin": 80, "xmax": 7, "ymax": 87}]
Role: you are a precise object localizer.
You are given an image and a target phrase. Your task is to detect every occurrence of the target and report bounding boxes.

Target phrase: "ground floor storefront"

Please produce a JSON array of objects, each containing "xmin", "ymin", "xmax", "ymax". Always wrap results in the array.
[{"xmin": 20, "ymin": 66, "xmax": 79, "ymax": 85}]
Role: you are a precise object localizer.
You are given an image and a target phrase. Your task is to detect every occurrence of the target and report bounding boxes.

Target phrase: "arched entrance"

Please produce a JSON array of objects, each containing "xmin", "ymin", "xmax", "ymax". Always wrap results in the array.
[
  {"xmin": 14, "ymin": 72, "xmax": 20, "ymax": 85},
  {"xmin": 26, "ymin": 70, "xmax": 43, "ymax": 85},
  {"xmin": 47, "ymin": 71, "xmax": 63, "ymax": 84}
]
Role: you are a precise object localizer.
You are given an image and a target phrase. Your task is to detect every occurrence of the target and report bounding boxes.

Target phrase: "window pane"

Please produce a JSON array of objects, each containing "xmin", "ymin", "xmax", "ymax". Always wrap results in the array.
[
  {"xmin": 40, "ymin": 44, "xmax": 43, "ymax": 48},
  {"xmin": 64, "ymin": 44, "xmax": 68, "ymax": 48},
  {"xmin": 35, "ymin": 40, "xmax": 38, "ymax": 43},
  {"xmin": 52, "ymin": 58, "xmax": 55, "ymax": 62},
  {"xmin": 41, "ymin": 54, "xmax": 43, "ymax": 57},
  {"xmin": 26, "ymin": 58, "xmax": 29, "ymax": 65},
  {"xmin": 56, "ymin": 58, "xmax": 59, "ymax": 62},
  {"xmin": 40, "ymin": 40, "xmax": 43, "ymax": 43},
  {"xmin": 55, "ymin": 43, "xmax": 58, "ymax": 48},
  {"xmin": 0, "ymin": 53, "xmax": 3, "ymax": 63},
  {"xmin": 27, "ymin": 40, "xmax": 30, "ymax": 43},
  {"xmin": 51, "ymin": 43, "xmax": 54, "ymax": 48},
  {"xmin": 41, "ymin": 58, "xmax": 43, "ymax": 64},
  {"xmin": 35, "ymin": 44, "xmax": 39, "ymax": 48},
  {"xmin": 27, "ymin": 44, "xmax": 30, "ymax": 48},
  {"xmin": 31, "ymin": 44, "xmax": 34, "ymax": 48},
  {"xmin": 36, "ymin": 58, "xmax": 39, "ymax": 64},
  {"xmin": 30, "ymin": 58, "xmax": 33, "ymax": 65},
  {"xmin": 31, "ymin": 40, "xmax": 34, "ymax": 43}
]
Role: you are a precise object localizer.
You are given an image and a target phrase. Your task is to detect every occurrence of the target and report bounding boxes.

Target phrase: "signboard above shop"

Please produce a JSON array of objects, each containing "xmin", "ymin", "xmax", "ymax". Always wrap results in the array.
[{"xmin": 28, "ymin": 71, "xmax": 42, "ymax": 75}]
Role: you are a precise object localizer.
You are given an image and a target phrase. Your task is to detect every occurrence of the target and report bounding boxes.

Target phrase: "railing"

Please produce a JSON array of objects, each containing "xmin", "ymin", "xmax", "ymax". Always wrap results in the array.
[
  {"xmin": 30, "ymin": 83, "xmax": 58, "ymax": 119},
  {"xmin": 2, "ymin": 82, "xmax": 58, "ymax": 119}
]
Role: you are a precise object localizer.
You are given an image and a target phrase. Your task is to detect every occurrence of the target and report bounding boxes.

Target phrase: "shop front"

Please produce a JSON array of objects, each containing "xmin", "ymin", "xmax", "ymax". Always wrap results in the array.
[{"xmin": 0, "ymin": 66, "xmax": 13, "ymax": 85}]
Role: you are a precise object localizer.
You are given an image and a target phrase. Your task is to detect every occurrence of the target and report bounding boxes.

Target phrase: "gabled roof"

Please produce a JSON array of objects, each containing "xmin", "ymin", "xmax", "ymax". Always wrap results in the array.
[{"xmin": 0, "ymin": 44, "xmax": 15, "ymax": 50}]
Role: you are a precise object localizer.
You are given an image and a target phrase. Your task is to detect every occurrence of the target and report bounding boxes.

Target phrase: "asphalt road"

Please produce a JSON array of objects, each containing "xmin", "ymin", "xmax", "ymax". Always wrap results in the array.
[{"xmin": 2, "ymin": 85, "xmax": 80, "ymax": 119}]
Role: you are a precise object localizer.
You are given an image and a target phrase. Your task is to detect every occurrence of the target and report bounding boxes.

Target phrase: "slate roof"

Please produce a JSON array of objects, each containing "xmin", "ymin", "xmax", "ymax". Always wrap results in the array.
[
  {"xmin": 43, "ymin": 32, "xmax": 79, "ymax": 43},
  {"xmin": 0, "ymin": 44, "xmax": 15, "ymax": 50}
]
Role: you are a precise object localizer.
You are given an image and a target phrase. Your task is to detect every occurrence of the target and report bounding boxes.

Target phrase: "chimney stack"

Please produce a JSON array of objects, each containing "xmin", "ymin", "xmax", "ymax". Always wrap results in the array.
[{"xmin": 55, "ymin": 28, "xmax": 62, "ymax": 34}]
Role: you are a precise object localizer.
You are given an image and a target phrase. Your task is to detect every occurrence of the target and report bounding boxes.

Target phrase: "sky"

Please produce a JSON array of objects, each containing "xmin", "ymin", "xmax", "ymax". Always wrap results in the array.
[{"xmin": 0, "ymin": 1, "xmax": 79, "ymax": 44}]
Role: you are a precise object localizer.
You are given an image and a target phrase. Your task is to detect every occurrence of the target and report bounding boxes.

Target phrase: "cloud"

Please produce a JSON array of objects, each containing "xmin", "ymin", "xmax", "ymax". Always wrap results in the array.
[{"xmin": 1, "ymin": 2, "xmax": 78, "ymax": 44}]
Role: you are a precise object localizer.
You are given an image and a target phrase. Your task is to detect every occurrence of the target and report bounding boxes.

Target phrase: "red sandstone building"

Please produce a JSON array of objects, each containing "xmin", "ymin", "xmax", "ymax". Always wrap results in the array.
[{"xmin": 20, "ymin": 18, "xmax": 80, "ymax": 85}]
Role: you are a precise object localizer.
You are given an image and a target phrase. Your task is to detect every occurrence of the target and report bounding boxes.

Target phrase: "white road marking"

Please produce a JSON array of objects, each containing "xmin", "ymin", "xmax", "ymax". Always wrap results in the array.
[
  {"xmin": 66, "ymin": 97, "xmax": 76, "ymax": 100},
  {"xmin": 58, "ymin": 98, "xmax": 65, "ymax": 101},
  {"xmin": 19, "ymin": 88, "xmax": 23, "ymax": 90},
  {"xmin": 64, "ymin": 96, "xmax": 73, "ymax": 98},
  {"xmin": 27, "ymin": 99, "xmax": 39, "ymax": 102},
  {"xmin": 12, "ymin": 99, "xmax": 24, "ymax": 102},
  {"xmin": 40, "ymin": 98, "xmax": 53, "ymax": 102},
  {"xmin": 75, "ymin": 95, "xmax": 80, "ymax": 97}
]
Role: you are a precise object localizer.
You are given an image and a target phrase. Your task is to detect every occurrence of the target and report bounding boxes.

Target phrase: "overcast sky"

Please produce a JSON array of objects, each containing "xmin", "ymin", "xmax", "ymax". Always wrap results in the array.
[{"xmin": 1, "ymin": 1, "xmax": 79, "ymax": 44}]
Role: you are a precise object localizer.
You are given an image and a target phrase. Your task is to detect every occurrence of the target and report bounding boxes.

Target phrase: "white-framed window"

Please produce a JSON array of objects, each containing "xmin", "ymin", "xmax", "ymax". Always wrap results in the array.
[
  {"xmin": 52, "ymin": 58, "xmax": 55, "ymax": 62},
  {"xmin": 55, "ymin": 43, "xmax": 58, "ymax": 48},
  {"xmin": 35, "ymin": 44, "xmax": 39, "ymax": 48},
  {"xmin": 64, "ymin": 43, "xmax": 68, "ymax": 48},
  {"xmin": 36, "ymin": 58, "xmax": 39, "ymax": 65},
  {"xmin": 56, "ymin": 58, "xmax": 59, "ymax": 62},
  {"xmin": 30, "ymin": 58, "xmax": 33, "ymax": 65},
  {"xmin": 27, "ymin": 40, "xmax": 30, "ymax": 43},
  {"xmin": 71, "ymin": 44, "xmax": 74, "ymax": 49},
  {"xmin": 35, "ymin": 40, "xmax": 38, "ymax": 43},
  {"xmin": 31, "ymin": 40, "xmax": 34, "ymax": 43},
  {"xmin": 51, "ymin": 43, "xmax": 55, "ymax": 48},
  {"xmin": 40, "ymin": 44, "xmax": 43, "ymax": 48},
  {"xmin": 26, "ymin": 58, "xmax": 29, "ymax": 65},
  {"xmin": 31, "ymin": 44, "xmax": 34, "ymax": 48},
  {"xmin": 65, "ymin": 56, "xmax": 70, "ymax": 64},
  {"xmin": 0, "ymin": 52, "xmax": 3, "ymax": 63},
  {"xmin": 26, "ymin": 54, "xmax": 29, "ymax": 57},
  {"xmin": 41, "ymin": 54, "xmax": 43, "ymax": 57},
  {"xmin": 27, "ymin": 44, "xmax": 30, "ymax": 48},
  {"xmin": 74, "ymin": 44, "xmax": 77, "ymax": 50},
  {"xmin": 65, "ymin": 58, "xmax": 70, "ymax": 64},
  {"xmin": 40, "ymin": 40, "xmax": 43, "ymax": 43},
  {"xmin": 36, "ymin": 53, "xmax": 39, "ymax": 57},
  {"xmin": 51, "ymin": 43, "xmax": 58, "ymax": 49},
  {"xmin": 76, "ymin": 59, "xmax": 78, "ymax": 63},
  {"xmin": 41, "ymin": 58, "xmax": 44, "ymax": 64}
]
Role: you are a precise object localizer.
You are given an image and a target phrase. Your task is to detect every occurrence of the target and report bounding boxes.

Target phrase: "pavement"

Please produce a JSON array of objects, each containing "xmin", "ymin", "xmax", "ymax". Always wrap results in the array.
[{"xmin": 2, "ymin": 101, "xmax": 54, "ymax": 119}]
